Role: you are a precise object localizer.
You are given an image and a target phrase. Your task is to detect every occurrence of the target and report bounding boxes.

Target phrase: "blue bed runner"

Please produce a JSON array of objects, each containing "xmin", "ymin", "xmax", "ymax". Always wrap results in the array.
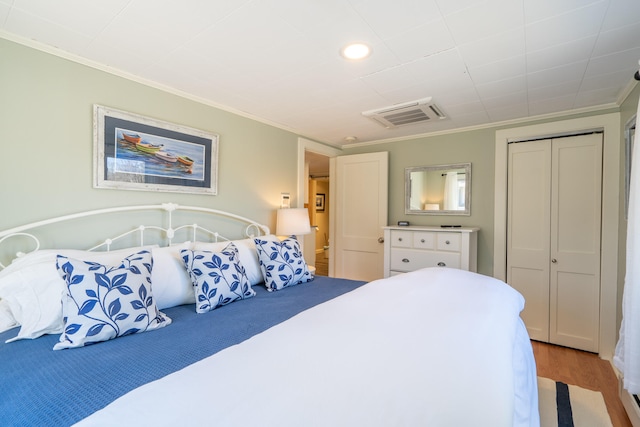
[{"xmin": 0, "ymin": 276, "xmax": 366, "ymax": 426}]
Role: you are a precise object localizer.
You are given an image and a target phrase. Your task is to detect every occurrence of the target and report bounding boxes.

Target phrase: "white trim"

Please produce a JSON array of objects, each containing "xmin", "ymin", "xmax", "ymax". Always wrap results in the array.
[
  {"xmin": 494, "ymin": 113, "xmax": 621, "ymax": 359},
  {"xmin": 297, "ymin": 138, "xmax": 341, "ymax": 209},
  {"xmin": 345, "ymin": 104, "xmax": 621, "ymax": 148},
  {"xmin": 3, "ymin": 31, "xmax": 632, "ymax": 151}
]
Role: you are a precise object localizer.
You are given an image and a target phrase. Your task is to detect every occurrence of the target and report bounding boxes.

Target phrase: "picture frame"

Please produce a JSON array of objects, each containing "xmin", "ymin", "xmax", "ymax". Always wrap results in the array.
[
  {"xmin": 94, "ymin": 105, "xmax": 218, "ymax": 195},
  {"xmin": 315, "ymin": 193, "xmax": 325, "ymax": 212}
]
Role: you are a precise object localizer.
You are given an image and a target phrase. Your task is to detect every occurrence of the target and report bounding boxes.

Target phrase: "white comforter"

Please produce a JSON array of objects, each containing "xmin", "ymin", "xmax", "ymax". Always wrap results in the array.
[{"xmin": 77, "ymin": 268, "xmax": 539, "ymax": 427}]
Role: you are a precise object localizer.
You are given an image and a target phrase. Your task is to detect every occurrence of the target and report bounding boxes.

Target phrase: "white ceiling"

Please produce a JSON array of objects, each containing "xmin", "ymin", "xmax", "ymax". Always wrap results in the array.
[{"xmin": 1, "ymin": 0, "xmax": 639, "ymax": 147}]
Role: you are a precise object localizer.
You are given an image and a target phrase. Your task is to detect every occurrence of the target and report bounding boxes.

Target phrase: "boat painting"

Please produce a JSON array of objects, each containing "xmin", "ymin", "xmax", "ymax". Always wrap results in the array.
[
  {"xmin": 114, "ymin": 128, "xmax": 205, "ymax": 181},
  {"xmin": 96, "ymin": 105, "xmax": 217, "ymax": 195},
  {"xmin": 155, "ymin": 151, "xmax": 178, "ymax": 162},
  {"xmin": 121, "ymin": 132, "xmax": 141, "ymax": 144},
  {"xmin": 177, "ymin": 155, "xmax": 194, "ymax": 166},
  {"xmin": 136, "ymin": 141, "xmax": 164, "ymax": 154}
]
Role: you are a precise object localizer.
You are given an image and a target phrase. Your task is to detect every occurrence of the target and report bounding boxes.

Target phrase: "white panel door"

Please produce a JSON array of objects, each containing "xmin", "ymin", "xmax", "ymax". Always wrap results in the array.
[
  {"xmin": 332, "ymin": 152, "xmax": 388, "ymax": 281},
  {"xmin": 507, "ymin": 133, "xmax": 602, "ymax": 352},
  {"xmin": 549, "ymin": 133, "xmax": 602, "ymax": 352},
  {"xmin": 507, "ymin": 140, "xmax": 552, "ymax": 341}
]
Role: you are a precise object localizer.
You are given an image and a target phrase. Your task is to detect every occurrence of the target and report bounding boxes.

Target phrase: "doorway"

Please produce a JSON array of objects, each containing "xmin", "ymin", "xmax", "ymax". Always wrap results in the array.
[
  {"xmin": 306, "ymin": 151, "xmax": 330, "ymax": 276},
  {"xmin": 297, "ymin": 138, "xmax": 341, "ymax": 276}
]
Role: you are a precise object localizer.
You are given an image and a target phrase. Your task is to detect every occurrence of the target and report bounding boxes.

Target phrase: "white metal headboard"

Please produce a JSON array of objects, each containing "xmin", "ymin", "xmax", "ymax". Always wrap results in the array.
[{"xmin": 0, "ymin": 203, "xmax": 270, "ymax": 269}]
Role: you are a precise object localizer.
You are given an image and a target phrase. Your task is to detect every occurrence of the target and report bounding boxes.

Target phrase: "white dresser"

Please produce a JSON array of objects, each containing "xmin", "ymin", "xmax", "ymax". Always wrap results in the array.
[{"xmin": 383, "ymin": 226, "xmax": 479, "ymax": 277}]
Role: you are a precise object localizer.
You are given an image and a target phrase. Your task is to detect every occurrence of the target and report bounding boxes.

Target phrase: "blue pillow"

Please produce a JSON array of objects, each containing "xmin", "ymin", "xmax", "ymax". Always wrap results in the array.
[
  {"xmin": 181, "ymin": 242, "xmax": 255, "ymax": 314},
  {"xmin": 254, "ymin": 237, "xmax": 313, "ymax": 291},
  {"xmin": 54, "ymin": 250, "xmax": 171, "ymax": 350}
]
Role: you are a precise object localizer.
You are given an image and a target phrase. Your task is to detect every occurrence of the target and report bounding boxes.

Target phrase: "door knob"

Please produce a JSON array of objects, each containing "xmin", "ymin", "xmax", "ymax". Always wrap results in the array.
[
  {"xmin": 378, "ymin": 237, "xmax": 384, "ymax": 243},
  {"xmin": 551, "ymin": 259, "xmax": 557, "ymax": 263}
]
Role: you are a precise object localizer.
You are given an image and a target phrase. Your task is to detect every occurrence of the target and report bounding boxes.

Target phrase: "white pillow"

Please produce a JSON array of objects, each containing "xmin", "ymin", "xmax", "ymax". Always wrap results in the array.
[
  {"xmin": 2, "ymin": 262, "xmax": 66, "ymax": 342},
  {"xmin": 0, "ymin": 298, "xmax": 18, "ymax": 333},
  {"xmin": 1, "ymin": 246, "xmax": 160, "ymax": 278},
  {"xmin": 193, "ymin": 238, "xmax": 265, "ymax": 286},
  {"xmin": 151, "ymin": 243, "xmax": 194, "ymax": 309},
  {"xmin": 0, "ymin": 246, "xmax": 157, "ymax": 343}
]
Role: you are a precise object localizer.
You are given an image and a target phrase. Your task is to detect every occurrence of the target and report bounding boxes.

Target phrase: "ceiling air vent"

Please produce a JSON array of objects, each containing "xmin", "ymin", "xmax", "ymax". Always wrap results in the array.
[{"xmin": 362, "ymin": 97, "xmax": 447, "ymax": 129}]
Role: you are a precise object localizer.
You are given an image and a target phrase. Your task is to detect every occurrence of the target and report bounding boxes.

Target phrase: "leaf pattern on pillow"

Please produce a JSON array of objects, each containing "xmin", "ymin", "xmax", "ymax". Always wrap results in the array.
[
  {"xmin": 54, "ymin": 250, "xmax": 171, "ymax": 350},
  {"xmin": 254, "ymin": 237, "xmax": 313, "ymax": 291},
  {"xmin": 181, "ymin": 243, "xmax": 254, "ymax": 314}
]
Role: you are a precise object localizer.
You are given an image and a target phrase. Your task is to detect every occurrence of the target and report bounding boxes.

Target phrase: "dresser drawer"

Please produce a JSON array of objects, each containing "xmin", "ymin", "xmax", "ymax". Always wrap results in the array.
[
  {"xmin": 383, "ymin": 226, "xmax": 478, "ymax": 278},
  {"xmin": 412, "ymin": 232, "xmax": 436, "ymax": 249},
  {"xmin": 390, "ymin": 249, "xmax": 461, "ymax": 271},
  {"xmin": 390, "ymin": 230, "xmax": 412, "ymax": 248},
  {"xmin": 437, "ymin": 233, "xmax": 461, "ymax": 251}
]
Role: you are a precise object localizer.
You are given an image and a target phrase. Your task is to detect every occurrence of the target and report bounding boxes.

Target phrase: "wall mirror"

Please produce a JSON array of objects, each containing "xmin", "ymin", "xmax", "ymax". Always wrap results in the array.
[{"xmin": 405, "ymin": 163, "xmax": 471, "ymax": 215}]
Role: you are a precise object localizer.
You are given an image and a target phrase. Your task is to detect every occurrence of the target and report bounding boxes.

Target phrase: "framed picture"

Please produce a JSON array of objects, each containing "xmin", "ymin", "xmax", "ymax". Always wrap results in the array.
[
  {"xmin": 94, "ymin": 105, "xmax": 218, "ymax": 195},
  {"xmin": 315, "ymin": 193, "xmax": 325, "ymax": 212}
]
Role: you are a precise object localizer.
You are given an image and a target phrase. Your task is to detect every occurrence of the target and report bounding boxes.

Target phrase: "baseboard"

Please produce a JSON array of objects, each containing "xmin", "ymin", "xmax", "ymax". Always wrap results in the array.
[{"xmin": 619, "ymin": 375, "xmax": 640, "ymax": 427}]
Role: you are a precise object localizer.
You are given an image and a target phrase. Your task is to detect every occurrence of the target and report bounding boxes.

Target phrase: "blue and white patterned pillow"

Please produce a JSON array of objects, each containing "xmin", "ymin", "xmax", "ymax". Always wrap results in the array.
[
  {"xmin": 54, "ymin": 250, "xmax": 171, "ymax": 350},
  {"xmin": 254, "ymin": 236, "xmax": 313, "ymax": 291},
  {"xmin": 181, "ymin": 242, "xmax": 255, "ymax": 314}
]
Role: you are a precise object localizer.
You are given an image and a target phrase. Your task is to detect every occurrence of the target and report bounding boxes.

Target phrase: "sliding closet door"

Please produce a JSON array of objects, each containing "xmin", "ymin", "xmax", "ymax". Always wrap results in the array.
[
  {"xmin": 507, "ymin": 140, "xmax": 552, "ymax": 342},
  {"xmin": 549, "ymin": 133, "xmax": 602, "ymax": 352},
  {"xmin": 507, "ymin": 133, "xmax": 602, "ymax": 352}
]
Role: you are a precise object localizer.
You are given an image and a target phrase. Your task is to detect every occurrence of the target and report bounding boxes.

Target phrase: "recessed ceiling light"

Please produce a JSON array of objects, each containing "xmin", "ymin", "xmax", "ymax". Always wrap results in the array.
[{"xmin": 340, "ymin": 43, "xmax": 371, "ymax": 60}]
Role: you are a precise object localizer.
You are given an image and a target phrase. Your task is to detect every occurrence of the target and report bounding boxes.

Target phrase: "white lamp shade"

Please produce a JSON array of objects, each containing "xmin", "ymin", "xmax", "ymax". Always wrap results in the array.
[{"xmin": 276, "ymin": 208, "xmax": 311, "ymax": 236}]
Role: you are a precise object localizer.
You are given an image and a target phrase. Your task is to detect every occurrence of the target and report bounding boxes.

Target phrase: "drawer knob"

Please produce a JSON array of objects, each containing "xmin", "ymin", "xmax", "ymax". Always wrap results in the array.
[
  {"xmin": 437, "ymin": 262, "xmax": 446, "ymax": 267},
  {"xmin": 398, "ymin": 237, "xmax": 403, "ymax": 242},
  {"xmin": 420, "ymin": 239, "xmax": 425, "ymax": 243},
  {"xmin": 402, "ymin": 258, "xmax": 410, "ymax": 263},
  {"xmin": 445, "ymin": 240, "xmax": 450, "ymax": 245}
]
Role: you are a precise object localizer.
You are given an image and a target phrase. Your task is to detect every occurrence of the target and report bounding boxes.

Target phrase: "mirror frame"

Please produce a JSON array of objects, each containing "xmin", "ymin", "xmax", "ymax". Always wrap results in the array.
[{"xmin": 405, "ymin": 162, "xmax": 471, "ymax": 216}]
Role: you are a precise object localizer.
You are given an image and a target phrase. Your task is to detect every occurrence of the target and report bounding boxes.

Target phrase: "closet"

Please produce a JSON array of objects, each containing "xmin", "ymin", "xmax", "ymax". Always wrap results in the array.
[{"xmin": 507, "ymin": 133, "xmax": 602, "ymax": 352}]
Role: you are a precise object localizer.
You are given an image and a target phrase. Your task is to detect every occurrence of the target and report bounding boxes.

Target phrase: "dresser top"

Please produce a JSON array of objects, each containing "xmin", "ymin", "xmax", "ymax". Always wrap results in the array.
[{"xmin": 384, "ymin": 225, "xmax": 479, "ymax": 233}]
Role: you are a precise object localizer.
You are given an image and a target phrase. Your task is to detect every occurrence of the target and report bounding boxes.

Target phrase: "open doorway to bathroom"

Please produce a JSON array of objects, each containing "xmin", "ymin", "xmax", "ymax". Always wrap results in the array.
[{"xmin": 305, "ymin": 151, "xmax": 330, "ymax": 276}]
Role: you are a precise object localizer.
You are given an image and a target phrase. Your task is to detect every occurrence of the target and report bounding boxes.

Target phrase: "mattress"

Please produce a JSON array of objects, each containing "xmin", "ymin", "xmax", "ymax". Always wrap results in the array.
[{"xmin": 78, "ymin": 268, "xmax": 539, "ymax": 427}]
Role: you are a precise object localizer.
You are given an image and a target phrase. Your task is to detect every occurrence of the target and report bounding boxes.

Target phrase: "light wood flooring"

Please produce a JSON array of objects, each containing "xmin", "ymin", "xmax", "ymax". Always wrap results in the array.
[
  {"xmin": 314, "ymin": 252, "xmax": 328, "ymax": 276},
  {"xmin": 533, "ymin": 341, "xmax": 632, "ymax": 427}
]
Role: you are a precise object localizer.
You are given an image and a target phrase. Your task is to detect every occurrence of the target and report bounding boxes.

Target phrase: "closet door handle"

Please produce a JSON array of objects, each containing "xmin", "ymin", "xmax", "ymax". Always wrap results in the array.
[{"xmin": 551, "ymin": 259, "xmax": 557, "ymax": 264}]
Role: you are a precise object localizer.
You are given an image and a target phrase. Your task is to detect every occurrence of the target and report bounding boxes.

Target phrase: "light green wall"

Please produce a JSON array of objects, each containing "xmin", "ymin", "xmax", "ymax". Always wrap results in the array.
[
  {"xmin": 2, "ymin": 36, "xmax": 637, "ymax": 282},
  {"xmin": 344, "ymin": 129, "xmax": 497, "ymax": 275},
  {"xmin": 344, "ymin": 104, "xmax": 628, "ymax": 276},
  {"xmin": 0, "ymin": 38, "xmax": 300, "ymax": 247}
]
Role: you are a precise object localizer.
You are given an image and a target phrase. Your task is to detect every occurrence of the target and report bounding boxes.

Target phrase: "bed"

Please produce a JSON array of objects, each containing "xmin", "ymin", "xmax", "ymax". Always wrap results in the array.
[{"xmin": 0, "ymin": 203, "xmax": 539, "ymax": 427}]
